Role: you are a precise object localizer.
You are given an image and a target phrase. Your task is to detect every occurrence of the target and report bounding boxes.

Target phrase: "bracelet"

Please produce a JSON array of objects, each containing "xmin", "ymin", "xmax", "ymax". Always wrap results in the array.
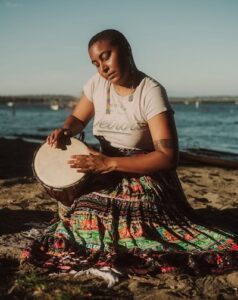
[
  {"xmin": 69, "ymin": 115, "xmax": 86, "ymax": 128},
  {"xmin": 77, "ymin": 118, "xmax": 86, "ymax": 128},
  {"xmin": 62, "ymin": 128, "xmax": 73, "ymax": 137}
]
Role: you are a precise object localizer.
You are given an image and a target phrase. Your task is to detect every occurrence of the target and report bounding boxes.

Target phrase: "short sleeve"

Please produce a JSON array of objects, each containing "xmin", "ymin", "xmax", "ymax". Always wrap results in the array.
[
  {"xmin": 144, "ymin": 84, "xmax": 173, "ymax": 121},
  {"xmin": 83, "ymin": 73, "xmax": 98, "ymax": 102}
]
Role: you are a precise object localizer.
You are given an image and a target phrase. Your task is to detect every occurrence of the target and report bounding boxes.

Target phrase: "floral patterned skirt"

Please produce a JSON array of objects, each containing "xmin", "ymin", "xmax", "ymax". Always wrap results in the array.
[{"xmin": 24, "ymin": 169, "xmax": 238, "ymax": 276}]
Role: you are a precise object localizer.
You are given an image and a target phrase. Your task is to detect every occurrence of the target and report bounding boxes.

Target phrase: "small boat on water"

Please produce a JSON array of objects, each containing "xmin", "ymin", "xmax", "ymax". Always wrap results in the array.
[
  {"xmin": 7, "ymin": 101, "xmax": 14, "ymax": 107},
  {"xmin": 50, "ymin": 102, "xmax": 59, "ymax": 111},
  {"xmin": 195, "ymin": 101, "xmax": 200, "ymax": 109}
]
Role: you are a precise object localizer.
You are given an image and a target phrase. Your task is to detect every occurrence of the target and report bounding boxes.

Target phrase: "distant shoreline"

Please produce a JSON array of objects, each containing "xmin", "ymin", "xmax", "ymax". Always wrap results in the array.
[
  {"xmin": 0, "ymin": 95, "xmax": 238, "ymax": 105},
  {"xmin": 0, "ymin": 95, "xmax": 76, "ymax": 108}
]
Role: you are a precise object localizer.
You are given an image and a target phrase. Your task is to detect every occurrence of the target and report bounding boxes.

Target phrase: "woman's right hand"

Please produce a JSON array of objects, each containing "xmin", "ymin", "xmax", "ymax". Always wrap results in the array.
[{"xmin": 47, "ymin": 128, "xmax": 72, "ymax": 148}]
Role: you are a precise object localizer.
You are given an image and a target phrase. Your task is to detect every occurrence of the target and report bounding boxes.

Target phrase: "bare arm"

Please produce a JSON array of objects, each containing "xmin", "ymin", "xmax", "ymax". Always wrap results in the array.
[
  {"xmin": 106, "ymin": 111, "xmax": 178, "ymax": 173},
  {"xmin": 63, "ymin": 93, "xmax": 94, "ymax": 136},
  {"xmin": 47, "ymin": 93, "xmax": 94, "ymax": 147}
]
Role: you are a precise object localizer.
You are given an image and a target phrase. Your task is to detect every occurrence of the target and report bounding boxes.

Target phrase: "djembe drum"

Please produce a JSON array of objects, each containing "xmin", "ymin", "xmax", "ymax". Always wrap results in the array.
[{"xmin": 33, "ymin": 138, "xmax": 90, "ymax": 204}]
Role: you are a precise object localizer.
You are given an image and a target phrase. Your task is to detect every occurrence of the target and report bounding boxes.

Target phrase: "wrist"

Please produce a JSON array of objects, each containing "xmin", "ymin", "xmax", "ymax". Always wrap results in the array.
[
  {"xmin": 105, "ymin": 157, "xmax": 117, "ymax": 172},
  {"xmin": 103, "ymin": 156, "xmax": 117, "ymax": 173},
  {"xmin": 62, "ymin": 128, "xmax": 73, "ymax": 137}
]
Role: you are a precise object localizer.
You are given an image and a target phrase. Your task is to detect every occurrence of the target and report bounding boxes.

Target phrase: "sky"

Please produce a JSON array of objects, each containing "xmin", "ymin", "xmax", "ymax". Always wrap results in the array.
[{"xmin": 0, "ymin": 0, "xmax": 237, "ymax": 97}]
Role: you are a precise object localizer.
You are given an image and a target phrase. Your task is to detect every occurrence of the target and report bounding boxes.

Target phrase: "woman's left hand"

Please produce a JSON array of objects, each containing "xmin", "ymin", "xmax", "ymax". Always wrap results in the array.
[{"xmin": 68, "ymin": 148, "xmax": 116, "ymax": 174}]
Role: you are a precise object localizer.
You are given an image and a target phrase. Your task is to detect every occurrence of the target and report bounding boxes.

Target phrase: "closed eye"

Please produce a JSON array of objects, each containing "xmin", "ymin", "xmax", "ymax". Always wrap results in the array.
[
  {"xmin": 101, "ymin": 51, "xmax": 111, "ymax": 61},
  {"xmin": 91, "ymin": 51, "xmax": 111, "ymax": 68}
]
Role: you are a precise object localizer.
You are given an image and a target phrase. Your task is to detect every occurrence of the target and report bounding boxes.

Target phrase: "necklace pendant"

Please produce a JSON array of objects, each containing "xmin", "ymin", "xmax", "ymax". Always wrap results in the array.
[{"xmin": 128, "ymin": 94, "xmax": 133, "ymax": 102}]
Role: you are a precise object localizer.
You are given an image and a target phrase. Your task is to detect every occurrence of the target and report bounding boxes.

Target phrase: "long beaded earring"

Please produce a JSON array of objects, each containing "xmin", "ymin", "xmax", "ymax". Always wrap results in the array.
[
  {"xmin": 128, "ymin": 56, "xmax": 134, "ymax": 102},
  {"xmin": 106, "ymin": 83, "xmax": 111, "ymax": 114}
]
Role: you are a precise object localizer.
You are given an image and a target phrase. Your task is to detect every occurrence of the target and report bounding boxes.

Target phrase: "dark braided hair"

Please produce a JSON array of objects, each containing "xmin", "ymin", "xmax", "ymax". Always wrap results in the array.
[{"xmin": 88, "ymin": 29, "xmax": 132, "ymax": 57}]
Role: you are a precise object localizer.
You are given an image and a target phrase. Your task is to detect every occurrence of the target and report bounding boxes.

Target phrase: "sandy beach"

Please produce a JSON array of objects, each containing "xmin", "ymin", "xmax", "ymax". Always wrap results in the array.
[{"xmin": 1, "ymin": 137, "xmax": 238, "ymax": 299}]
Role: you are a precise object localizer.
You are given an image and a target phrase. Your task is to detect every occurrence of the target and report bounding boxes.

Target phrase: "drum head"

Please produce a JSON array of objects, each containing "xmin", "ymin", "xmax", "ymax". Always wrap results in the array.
[{"xmin": 33, "ymin": 138, "xmax": 89, "ymax": 188}]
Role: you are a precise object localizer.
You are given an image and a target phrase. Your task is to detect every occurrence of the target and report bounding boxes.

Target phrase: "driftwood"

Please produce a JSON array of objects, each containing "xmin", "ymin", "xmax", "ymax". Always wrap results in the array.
[{"xmin": 179, "ymin": 148, "xmax": 238, "ymax": 169}]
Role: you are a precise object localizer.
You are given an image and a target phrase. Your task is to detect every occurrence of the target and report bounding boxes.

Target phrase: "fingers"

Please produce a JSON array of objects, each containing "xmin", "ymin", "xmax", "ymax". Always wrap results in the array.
[
  {"xmin": 47, "ymin": 130, "xmax": 59, "ymax": 147},
  {"xmin": 68, "ymin": 154, "xmax": 97, "ymax": 173},
  {"xmin": 77, "ymin": 168, "xmax": 96, "ymax": 174},
  {"xmin": 47, "ymin": 128, "xmax": 70, "ymax": 148},
  {"xmin": 68, "ymin": 156, "xmax": 89, "ymax": 168},
  {"xmin": 67, "ymin": 151, "xmax": 110, "ymax": 174},
  {"xmin": 68, "ymin": 161, "xmax": 94, "ymax": 174}
]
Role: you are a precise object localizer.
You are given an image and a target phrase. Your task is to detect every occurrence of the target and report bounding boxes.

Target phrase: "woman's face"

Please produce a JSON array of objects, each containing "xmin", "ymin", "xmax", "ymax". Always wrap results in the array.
[{"xmin": 88, "ymin": 39, "xmax": 130, "ymax": 86}]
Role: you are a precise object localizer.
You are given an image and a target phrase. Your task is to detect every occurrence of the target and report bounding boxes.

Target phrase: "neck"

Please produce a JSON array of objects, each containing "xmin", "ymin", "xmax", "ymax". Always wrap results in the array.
[
  {"xmin": 115, "ymin": 68, "xmax": 140, "ymax": 90},
  {"xmin": 113, "ymin": 70, "xmax": 144, "ymax": 97}
]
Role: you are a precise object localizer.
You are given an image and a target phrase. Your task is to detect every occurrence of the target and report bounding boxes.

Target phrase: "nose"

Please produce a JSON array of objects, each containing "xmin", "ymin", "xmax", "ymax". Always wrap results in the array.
[{"xmin": 100, "ymin": 63, "xmax": 109, "ymax": 75}]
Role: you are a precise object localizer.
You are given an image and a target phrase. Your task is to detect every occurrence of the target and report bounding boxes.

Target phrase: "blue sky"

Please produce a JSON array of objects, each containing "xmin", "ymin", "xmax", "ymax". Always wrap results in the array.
[{"xmin": 0, "ymin": 0, "xmax": 237, "ymax": 97}]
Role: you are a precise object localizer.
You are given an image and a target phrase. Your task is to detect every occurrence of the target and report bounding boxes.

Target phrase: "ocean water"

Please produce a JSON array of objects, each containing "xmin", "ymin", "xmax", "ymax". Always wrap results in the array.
[{"xmin": 0, "ymin": 102, "xmax": 237, "ymax": 154}]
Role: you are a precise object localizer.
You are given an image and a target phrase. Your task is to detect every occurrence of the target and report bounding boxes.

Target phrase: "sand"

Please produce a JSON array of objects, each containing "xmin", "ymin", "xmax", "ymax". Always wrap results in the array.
[{"xmin": 0, "ymin": 137, "xmax": 238, "ymax": 299}]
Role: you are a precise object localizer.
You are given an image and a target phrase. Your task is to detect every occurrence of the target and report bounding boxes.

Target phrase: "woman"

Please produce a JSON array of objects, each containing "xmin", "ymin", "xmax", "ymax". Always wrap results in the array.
[{"xmin": 27, "ymin": 29, "xmax": 238, "ymax": 276}]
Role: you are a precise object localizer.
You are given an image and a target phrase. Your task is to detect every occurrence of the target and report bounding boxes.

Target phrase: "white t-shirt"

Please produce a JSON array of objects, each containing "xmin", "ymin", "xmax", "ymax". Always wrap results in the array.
[{"xmin": 83, "ymin": 73, "xmax": 173, "ymax": 151}]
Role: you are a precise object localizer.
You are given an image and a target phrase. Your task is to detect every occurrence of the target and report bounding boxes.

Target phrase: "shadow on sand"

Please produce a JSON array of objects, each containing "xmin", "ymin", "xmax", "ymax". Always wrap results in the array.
[
  {"xmin": 0, "ymin": 208, "xmax": 53, "ymax": 235},
  {"xmin": 195, "ymin": 207, "xmax": 238, "ymax": 237},
  {"xmin": 0, "ymin": 138, "xmax": 39, "ymax": 179}
]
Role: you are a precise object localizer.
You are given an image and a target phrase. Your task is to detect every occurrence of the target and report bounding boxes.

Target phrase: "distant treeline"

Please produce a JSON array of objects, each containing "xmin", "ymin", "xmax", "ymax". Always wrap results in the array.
[
  {"xmin": 171, "ymin": 96, "xmax": 238, "ymax": 104},
  {"xmin": 0, "ymin": 95, "xmax": 77, "ymax": 107},
  {"xmin": 0, "ymin": 95, "xmax": 238, "ymax": 105}
]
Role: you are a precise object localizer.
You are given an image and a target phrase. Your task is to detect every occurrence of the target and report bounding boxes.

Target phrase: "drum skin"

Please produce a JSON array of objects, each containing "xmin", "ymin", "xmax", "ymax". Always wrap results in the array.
[{"xmin": 33, "ymin": 138, "xmax": 90, "ymax": 204}]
